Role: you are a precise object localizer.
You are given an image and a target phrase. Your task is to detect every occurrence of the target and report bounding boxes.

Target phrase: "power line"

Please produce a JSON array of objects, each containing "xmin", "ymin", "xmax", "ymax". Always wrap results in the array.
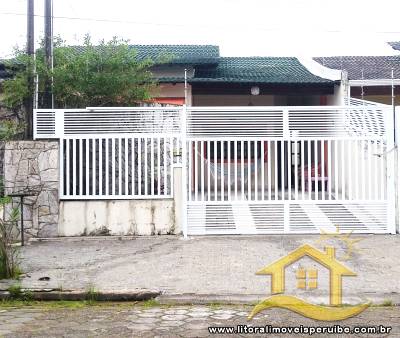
[{"xmin": 1, "ymin": 11, "xmax": 400, "ymax": 34}]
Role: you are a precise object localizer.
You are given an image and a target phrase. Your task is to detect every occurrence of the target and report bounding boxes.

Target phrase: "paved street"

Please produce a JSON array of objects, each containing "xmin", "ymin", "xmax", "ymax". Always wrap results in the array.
[
  {"xmin": 0, "ymin": 304, "xmax": 399, "ymax": 337},
  {"xmin": 0, "ymin": 235, "xmax": 399, "ymax": 305}
]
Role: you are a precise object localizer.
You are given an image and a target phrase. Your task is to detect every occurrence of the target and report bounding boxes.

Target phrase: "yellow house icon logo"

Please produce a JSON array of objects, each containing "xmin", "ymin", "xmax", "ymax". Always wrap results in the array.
[{"xmin": 248, "ymin": 244, "xmax": 370, "ymax": 321}]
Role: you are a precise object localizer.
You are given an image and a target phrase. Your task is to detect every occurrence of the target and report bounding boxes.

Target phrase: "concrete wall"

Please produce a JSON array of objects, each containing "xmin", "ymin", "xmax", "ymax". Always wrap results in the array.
[{"xmin": 59, "ymin": 199, "xmax": 177, "ymax": 236}]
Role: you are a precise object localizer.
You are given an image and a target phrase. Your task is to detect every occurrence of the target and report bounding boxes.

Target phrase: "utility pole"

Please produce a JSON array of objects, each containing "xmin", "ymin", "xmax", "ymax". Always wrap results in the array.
[
  {"xmin": 26, "ymin": 0, "xmax": 34, "ymax": 138},
  {"xmin": 44, "ymin": 0, "xmax": 53, "ymax": 108}
]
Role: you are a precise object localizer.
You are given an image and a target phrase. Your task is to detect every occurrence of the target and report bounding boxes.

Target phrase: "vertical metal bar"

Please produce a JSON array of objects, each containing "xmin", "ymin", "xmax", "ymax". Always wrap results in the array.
[
  {"xmin": 118, "ymin": 138, "xmax": 122, "ymax": 195},
  {"xmin": 274, "ymin": 141, "xmax": 278, "ymax": 200},
  {"xmin": 334, "ymin": 140, "xmax": 338, "ymax": 199},
  {"xmin": 248, "ymin": 140, "xmax": 251, "ymax": 200},
  {"xmin": 261, "ymin": 140, "xmax": 265, "ymax": 200},
  {"xmin": 72, "ymin": 139, "xmax": 76, "ymax": 196},
  {"xmin": 201, "ymin": 140, "xmax": 205, "ymax": 201},
  {"xmin": 327, "ymin": 140, "xmax": 332, "ymax": 200},
  {"xmin": 348, "ymin": 140, "xmax": 353, "ymax": 200},
  {"xmin": 353, "ymin": 140, "xmax": 358, "ymax": 200},
  {"xmin": 207, "ymin": 140, "xmax": 211, "ymax": 201},
  {"xmin": 267, "ymin": 141, "xmax": 272, "ymax": 201},
  {"xmin": 59, "ymin": 139, "xmax": 65, "ymax": 198},
  {"xmin": 138, "ymin": 138, "xmax": 142, "ymax": 195},
  {"xmin": 99, "ymin": 139, "xmax": 103, "ymax": 196},
  {"xmin": 361, "ymin": 140, "xmax": 365, "ymax": 200},
  {"xmin": 314, "ymin": 139, "xmax": 318, "ymax": 201},
  {"xmin": 281, "ymin": 140, "xmax": 285, "ymax": 200},
  {"xmin": 321, "ymin": 140, "xmax": 325, "ymax": 200},
  {"xmin": 132, "ymin": 137, "xmax": 135, "ymax": 196},
  {"xmin": 288, "ymin": 140, "xmax": 291, "ymax": 201},
  {"xmin": 241, "ymin": 140, "xmax": 244, "ymax": 199},
  {"xmin": 301, "ymin": 140, "xmax": 305, "ymax": 200},
  {"xmin": 227, "ymin": 140, "xmax": 231, "ymax": 201},
  {"xmin": 85, "ymin": 139, "xmax": 89, "ymax": 196},
  {"xmin": 157, "ymin": 137, "xmax": 161, "ymax": 196},
  {"xmin": 234, "ymin": 141, "xmax": 238, "ymax": 200},
  {"xmin": 367, "ymin": 140, "xmax": 372, "ymax": 200},
  {"xmin": 374, "ymin": 141, "xmax": 378, "ymax": 200},
  {"xmin": 294, "ymin": 140, "xmax": 298, "ymax": 200},
  {"xmin": 170, "ymin": 136, "xmax": 173, "ymax": 195},
  {"xmin": 254, "ymin": 140, "xmax": 258, "ymax": 201},
  {"xmin": 308, "ymin": 141, "xmax": 312, "ymax": 199},
  {"xmin": 188, "ymin": 140, "xmax": 192, "ymax": 201},
  {"xmin": 92, "ymin": 139, "xmax": 96, "ymax": 196},
  {"xmin": 66, "ymin": 139, "xmax": 70, "ymax": 196},
  {"xmin": 151, "ymin": 137, "xmax": 154, "ymax": 196},
  {"xmin": 194, "ymin": 141, "xmax": 198, "ymax": 201},
  {"xmin": 79, "ymin": 138, "xmax": 83, "ymax": 196},
  {"xmin": 125, "ymin": 138, "xmax": 129, "ymax": 195},
  {"xmin": 214, "ymin": 140, "xmax": 218, "ymax": 201},
  {"xmin": 144, "ymin": 137, "xmax": 148, "ymax": 195},
  {"xmin": 380, "ymin": 141, "xmax": 385, "ymax": 200},
  {"xmin": 221, "ymin": 141, "xmax": 224, "ymax": 201},
  {"xmin": 111, "ymin": 138, "xmax": 115, "ymax": 196},
  {"xmin": 105, "ymin": 138, "xmax": 109, "ymax": 195},
  {"xmin": 341, "ymin": 140, "xmax": 346, "ymax": 200},
  {"xmin": 163, "ymin": 137, "xmax": 167, "ymax": 196}
]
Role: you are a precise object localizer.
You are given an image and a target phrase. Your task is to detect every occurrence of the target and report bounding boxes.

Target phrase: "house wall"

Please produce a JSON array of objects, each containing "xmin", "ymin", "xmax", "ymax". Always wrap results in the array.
[
  {"xmin": 352, "ymin": 95, "xmax": 400, "ymax": 105},
  {"xmin": 193, "ymin": 94, "xmax": 274, "ymax": 106},
  {"xmin": 193, "ymin": 94, "xmax": 333, "ymax": 106},
  {"xmin": 327, "ymin": 84, "xmax": 344, "ymax": 106},
  {"xmin": 154, "ymin": 83, "xmax": 192, "ymax": 106}
]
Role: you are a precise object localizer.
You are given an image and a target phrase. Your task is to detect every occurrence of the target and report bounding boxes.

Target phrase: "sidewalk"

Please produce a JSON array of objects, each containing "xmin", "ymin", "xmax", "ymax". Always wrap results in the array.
[{"xmin": 1, "ymin": 235, "xmax": 399, "ymax": 305}]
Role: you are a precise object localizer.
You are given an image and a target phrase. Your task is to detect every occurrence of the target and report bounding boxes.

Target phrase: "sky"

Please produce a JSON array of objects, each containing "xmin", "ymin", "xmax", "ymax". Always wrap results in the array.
[{"xmin": 1, "ymin": 0, "xmax": 400, "ymax": 58}]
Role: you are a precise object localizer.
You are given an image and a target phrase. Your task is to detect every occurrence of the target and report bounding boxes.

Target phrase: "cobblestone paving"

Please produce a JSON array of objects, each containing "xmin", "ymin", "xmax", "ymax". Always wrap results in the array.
[{"xmin": 0, "ymin": 304, "xmax": 399, "ymax": 337}]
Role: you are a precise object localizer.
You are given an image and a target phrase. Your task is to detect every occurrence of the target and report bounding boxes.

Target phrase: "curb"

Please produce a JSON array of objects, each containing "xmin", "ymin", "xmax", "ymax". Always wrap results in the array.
[
  {"xmin": 156, "ymin": 293, "xmax": 400, "ymax": 307},
  {"xmin": 0, "ymin": 290, "xmax": 161, "ymax": 301}
]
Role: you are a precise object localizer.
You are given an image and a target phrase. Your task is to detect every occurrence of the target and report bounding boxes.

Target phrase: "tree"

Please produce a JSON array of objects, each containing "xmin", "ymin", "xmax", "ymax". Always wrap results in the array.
[{"xmin": 3, "ymin": 35, "xmax": 157, "ymax": 109}]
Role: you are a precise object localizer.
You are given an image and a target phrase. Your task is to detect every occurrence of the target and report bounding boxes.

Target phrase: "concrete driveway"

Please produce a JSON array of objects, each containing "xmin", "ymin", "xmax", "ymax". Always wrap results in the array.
[{"xmin": 1, "ymin": 235, "xmax": 400, "ymax": 305}]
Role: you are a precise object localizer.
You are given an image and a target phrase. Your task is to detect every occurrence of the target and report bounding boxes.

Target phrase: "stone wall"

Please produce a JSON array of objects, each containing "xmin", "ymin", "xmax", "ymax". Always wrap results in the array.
[{"xmin": 3, "ymin": 141, "xmax": 59, "ymax": 237}]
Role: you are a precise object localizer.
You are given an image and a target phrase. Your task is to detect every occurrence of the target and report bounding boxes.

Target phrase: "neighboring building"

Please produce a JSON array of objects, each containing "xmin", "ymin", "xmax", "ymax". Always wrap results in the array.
[
  {"xmin": 314, "ymin": 52, "xmax": 400, "ymax": 105},
  {"xmin": 389, "ymin": 41, "xmax": 400, "ymax": 52}
]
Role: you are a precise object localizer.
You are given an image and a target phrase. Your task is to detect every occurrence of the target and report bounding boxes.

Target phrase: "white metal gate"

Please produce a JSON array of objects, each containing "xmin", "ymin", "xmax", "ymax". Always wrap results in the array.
[
  {"xmin": 34, "ymin": 107, "xmax": 182, "ymax": 199},
  {"xmin": 185, "ymin": 106, "xmax": 396, "ymax": 234}
]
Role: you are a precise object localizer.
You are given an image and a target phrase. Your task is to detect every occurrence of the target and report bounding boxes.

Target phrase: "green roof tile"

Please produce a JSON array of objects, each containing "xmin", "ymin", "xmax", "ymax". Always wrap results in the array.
[
  {"xmin": 71, "ymin": 44, "xmax": 220, "ymax": 65},
  {"xmin": 131, "ymin": 45, "xmax": 220, "ymax": 65},
  {"xmin": 192, "ymin": 57, "xmax": 332, "ymax": 84}
]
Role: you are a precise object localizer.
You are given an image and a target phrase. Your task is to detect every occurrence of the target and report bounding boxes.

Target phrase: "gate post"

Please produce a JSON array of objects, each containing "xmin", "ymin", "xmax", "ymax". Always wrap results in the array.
[
  {"xmin": 395, "ymin": 106, "xmax": 400, "ymax": 233},
  {"xmin": 181, "ymin": 105, "xmax": 188, "ymax": 238},
  {"xmin": 386, "ymin": 106, "xmax": 396, "ymax": 234}
]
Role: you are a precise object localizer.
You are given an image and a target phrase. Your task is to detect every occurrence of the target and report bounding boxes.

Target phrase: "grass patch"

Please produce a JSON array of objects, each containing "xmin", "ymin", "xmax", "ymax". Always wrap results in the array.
[
  {"xmin": 209, "ymin": 302, "xmax": 223, "ymax": 310},
  {"xmin": 380, "ymin": 299, "xmax": 394, "ymax": 307},
  {"xmin": 6, "ymin": 284, "xmax": 33, "ymax": 301},
  {"xmin": 0, "ymin": 300, "xmax": 100, "ymax": 309},
  {"xmin": 140, "ymin": 298, "xmax": 160, "ymax": 308},
  {"xmin": 85, "ymin": 284, "xmax": 98, "ymax": 304}
]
